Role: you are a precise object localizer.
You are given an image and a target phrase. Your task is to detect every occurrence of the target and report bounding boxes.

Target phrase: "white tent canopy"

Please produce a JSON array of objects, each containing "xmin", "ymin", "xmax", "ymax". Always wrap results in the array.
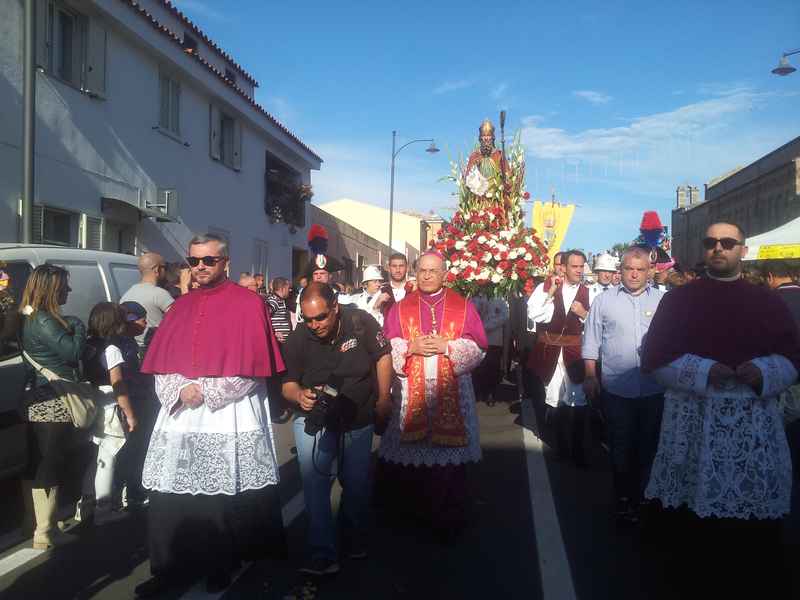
[{"xmin": 744, "ymin": 216, "xmax": 800, "ymax": 261}]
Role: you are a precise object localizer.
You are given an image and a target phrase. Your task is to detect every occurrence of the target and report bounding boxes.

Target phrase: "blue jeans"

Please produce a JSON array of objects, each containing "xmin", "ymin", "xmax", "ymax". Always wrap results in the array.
[
  {"xmin": 293, "ymin": 417, "xmax": 374, "ymax": 561},
  {"xmin": 603, "ymin": 391, "xmax": 664, "ymax": 503}
]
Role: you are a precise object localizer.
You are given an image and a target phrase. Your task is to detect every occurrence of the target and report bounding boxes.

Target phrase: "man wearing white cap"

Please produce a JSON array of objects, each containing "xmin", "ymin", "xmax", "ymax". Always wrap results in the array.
[
  {"xmin": 355, "ymin": 265, "xmax": 392, "ymax": 326},
  {"xmin": 589, "ymin": 253, "xmax": 618, "ymax": 304}
]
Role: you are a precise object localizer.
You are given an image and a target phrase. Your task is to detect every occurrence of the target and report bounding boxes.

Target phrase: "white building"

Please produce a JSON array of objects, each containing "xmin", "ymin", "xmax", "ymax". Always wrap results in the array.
[{"xmin": 0, "ymin": 0, "xmax": 322, "ymax": 279}]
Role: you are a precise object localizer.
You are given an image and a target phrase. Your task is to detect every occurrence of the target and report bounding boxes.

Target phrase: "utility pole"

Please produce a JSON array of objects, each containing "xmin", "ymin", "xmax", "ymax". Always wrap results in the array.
[{"xmin": 21, "ymin": 0, "xmax": 36, "ymax": 243}]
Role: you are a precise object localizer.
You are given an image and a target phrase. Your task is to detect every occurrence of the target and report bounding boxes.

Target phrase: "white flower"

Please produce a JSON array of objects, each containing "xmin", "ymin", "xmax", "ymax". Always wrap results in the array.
[
  {"xmin": 509, "ymin": 249, "xmax": 519, "ymax": 259},
  {"xmin": 496, "ymin": 265, "xmax": 504, "ymax": 274},
  {"xmin": 455, "ymin": 240, "xmax": 466, "ymax": 250},
  {"xmin": 487, "ymin": 239, "xmax": 497, "ymax": 248},
  {"xmin": 488, "ymin": 213, "xmax": 496, "ymax": 222},
  {"xmin": 450, "ymin": 267, "xmax": 459, "ymax": 274},
  {"xmin": 525, "ymin": 253, "xmax": 533, "ymax": 261},
  {"xmin": 497, "ymin": 243, "xmax": 508, "ymax": 252},
  {"xmin": 465, "ymin": 167, "xmax": 490, "ymax": 196},
  {"xmin": 494, "ymin": 254, "xmax": 502, "ymax": 261},
  {"xmin": 478, "ymin": 235, "xmax": 487, "ymax": 244},
  {"xmin": 491, "ymin": 273, "xmax": 503, "ymax": 284},
  {"xmin": 511, "ymin": 273, "xmax": 519, "ymax": 280},
  {"xmin": 482, "ymin": 252, "xmax": 492, "ymax": 262},
  {"xmin": 470, "ymin": 261, "xmax": 478, "ymax": 269}
]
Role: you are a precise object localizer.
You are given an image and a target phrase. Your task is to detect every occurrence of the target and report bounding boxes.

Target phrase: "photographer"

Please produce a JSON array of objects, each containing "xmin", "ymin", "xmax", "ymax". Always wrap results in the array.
[
  {"xmin": 354, "ymin": 265, "xmax": 393, "ymax": 326},
  {"xmin": 282, "ymin": 282, "xmax": 392, "ymax": 576}
]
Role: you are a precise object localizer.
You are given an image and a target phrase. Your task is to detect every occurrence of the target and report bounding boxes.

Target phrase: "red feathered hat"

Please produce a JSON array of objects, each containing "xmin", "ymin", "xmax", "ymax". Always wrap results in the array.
[{"xmin": 640, "ymin": 211, "xmax": 663, "ymax": 231}]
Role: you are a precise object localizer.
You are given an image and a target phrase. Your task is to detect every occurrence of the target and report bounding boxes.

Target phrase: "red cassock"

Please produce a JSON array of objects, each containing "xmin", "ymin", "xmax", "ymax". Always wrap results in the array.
[
  {"xmin": 527, "ymin": 283, "xmax": 590, "ymax": 385},
  {"xmin": 142, "ymin": 279, "xmax": 284, "ymax": 379}
]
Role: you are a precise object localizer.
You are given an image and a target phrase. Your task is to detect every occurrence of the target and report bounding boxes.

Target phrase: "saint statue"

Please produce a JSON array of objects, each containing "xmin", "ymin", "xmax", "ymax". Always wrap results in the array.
[{"xmin": 463, "ymin": 119, "xmax": 511, "ymax": 214}]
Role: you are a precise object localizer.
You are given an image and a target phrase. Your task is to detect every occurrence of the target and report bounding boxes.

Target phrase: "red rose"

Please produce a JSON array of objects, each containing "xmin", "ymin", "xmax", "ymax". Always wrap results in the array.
[
  {"xmin": 515, "ymin": 259, "xmax": 527, "ymax": 270},
  {"xmin": 523, "ymin": 191, "xmax": 531, "ymax": 200},
  {"xmin": 446, "ymin": 272, "xmax": 456, "ymax": 283},
  {"xmin": 498, "ymin": 260, "xmax": 510, "ymax": 272}
]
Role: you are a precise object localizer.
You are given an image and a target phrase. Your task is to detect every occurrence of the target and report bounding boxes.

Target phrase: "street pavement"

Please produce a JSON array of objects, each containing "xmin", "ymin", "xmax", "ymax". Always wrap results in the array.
[{"xmin": 2, "ymin": 383, "xmax": 798, "ymax": 599}]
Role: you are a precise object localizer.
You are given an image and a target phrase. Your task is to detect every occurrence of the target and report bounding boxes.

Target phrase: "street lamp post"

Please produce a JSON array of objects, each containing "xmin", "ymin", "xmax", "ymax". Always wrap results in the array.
[
  {"xmin": 772, "ymin": 48, "xmax": 800, "ymax": 76},
  {"xmin": 388, "ymin": 131, "xmax": 439, "ymax": 251}
]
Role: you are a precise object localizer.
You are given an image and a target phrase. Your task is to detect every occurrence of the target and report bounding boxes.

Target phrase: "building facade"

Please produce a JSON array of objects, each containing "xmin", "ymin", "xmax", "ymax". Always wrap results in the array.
[
  {"xmin": 1, "ymin": 0, "xmax": 322, "ymax": 279},
  {"xmin": 671, "ymin": 136, "xmax": 800, "ymax": 267}
]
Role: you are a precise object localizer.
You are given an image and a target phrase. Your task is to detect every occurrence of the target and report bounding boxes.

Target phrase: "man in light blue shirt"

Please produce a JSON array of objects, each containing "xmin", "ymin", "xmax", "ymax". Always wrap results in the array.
[{"xmin": 582, "ymin": 246, "xmax": 665, "ymax": 524}]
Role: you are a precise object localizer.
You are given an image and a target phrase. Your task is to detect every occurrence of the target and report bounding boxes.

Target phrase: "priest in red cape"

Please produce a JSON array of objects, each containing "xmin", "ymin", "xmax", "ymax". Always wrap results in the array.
[
  {"xmin": 376, "ymin": 251, "xmax": 487, "ymax": 539},
  {"xmin": 641, "ymin": 222, "xmax": 800, "ymax": 598},
  {"xmin": 134, "ymin": 234, "xmax": 286, "ymax": 598}
]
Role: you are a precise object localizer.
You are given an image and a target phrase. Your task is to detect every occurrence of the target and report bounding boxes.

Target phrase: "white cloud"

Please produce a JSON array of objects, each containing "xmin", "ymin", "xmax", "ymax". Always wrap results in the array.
[
  {"xmin": 491, "ymin": 82, "xmax": 508, "ymax": 100},
  {"xmin": 572, "ymin": 90, "xmax": 613, "ymax": 105},
  {"xmin": 433, "ymin": 80, "xmax": 474, "ymax": 95}
]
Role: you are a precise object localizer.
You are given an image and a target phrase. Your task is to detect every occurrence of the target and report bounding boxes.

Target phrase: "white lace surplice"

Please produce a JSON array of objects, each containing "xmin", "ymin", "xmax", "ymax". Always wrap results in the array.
[
  {"xmin": 142, "ymin": 374, "xmax": 280, "ymax": 496},
  {"xmin": 645, "ymin": 353, "xmax": 796, "ymax": 519},
  {"xmin": 378, "ymin": 338, "xmax": 485, "ymax": 467}
]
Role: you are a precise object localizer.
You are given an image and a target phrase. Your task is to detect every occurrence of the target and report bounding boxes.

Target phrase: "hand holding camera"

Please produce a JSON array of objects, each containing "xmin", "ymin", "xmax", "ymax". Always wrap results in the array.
[{"xmin": 296, "ymin": 387, "xmax": 317, "ymax": 412}]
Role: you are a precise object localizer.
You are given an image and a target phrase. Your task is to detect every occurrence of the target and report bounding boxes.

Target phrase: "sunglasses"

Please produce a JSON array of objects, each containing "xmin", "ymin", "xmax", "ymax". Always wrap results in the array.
[
  {"xmin": 186, "ymin": 256, "xmax": 226, "ymax": 267},
  {"xmin": 305, "ymin": 311, "xmax": 331, "ymax": 323},
  {"xmin": 702, "ymin": 237, "xmax": 744, "ymax": 251}
]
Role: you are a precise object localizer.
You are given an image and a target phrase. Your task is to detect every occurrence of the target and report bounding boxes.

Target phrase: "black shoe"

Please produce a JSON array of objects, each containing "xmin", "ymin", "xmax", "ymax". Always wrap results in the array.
[
  {"xmin": 206, "ymin": 572, "xmax": 231, "ymax": 593},
  {"xmin": 298, "ymin": 558, "xmax": 340, "ymax": 576},
  {"xmin": 135, "ymin": 576, "xmax": 177, "ymax": 598}
]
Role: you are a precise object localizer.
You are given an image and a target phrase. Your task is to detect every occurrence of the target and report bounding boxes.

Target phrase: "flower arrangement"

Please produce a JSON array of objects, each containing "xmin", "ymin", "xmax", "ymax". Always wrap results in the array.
[{"xmin": 434, "ymin": 131, "xmax": 548, "ymax": 298}]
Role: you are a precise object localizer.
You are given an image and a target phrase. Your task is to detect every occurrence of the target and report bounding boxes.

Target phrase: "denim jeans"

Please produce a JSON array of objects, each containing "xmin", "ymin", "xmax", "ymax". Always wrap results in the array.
[
  {"xmin": 603, "ymin": 391, "xmax": 664, "ymax": 503},
  {"xmin": 293, "ymin": 417, "xmax": 374, "ymax": 561}
]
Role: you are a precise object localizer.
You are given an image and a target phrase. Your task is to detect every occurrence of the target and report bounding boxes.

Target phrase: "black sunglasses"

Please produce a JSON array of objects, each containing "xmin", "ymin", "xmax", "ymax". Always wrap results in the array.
[
  {"xmin": 702, "ymin": 237, "xmax": 744, "ymax": 251},
  {"xmin": 186, "ymin": 256, "xmax": 225, "ymax": 267},
  {"xmin": 305, "ymin": 311, "xmax": 330, "ymax": 323}
]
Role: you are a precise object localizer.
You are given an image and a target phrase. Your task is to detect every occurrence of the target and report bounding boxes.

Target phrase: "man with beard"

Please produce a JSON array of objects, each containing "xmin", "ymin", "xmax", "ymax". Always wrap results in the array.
[
  {"xmin": 642, "ymin": 222, "xmax": 800, "ymax": 598},
  {"xmin": 387, "ymin": 253, "xmax": 416, "ymax": 302},
  {"xmin": 134, "ymin": 234, "xmax": 286, "ymax": 597},
  {"xmin": 463, "ymin": 120, "xmax": 511, "ymax": 211}
]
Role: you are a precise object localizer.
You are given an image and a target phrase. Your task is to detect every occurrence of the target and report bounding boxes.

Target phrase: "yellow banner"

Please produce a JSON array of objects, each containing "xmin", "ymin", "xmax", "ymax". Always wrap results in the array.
[
  {"xmin": 756, "ymin": 244, "xmax": 800, "ymax": 259},
  {"xmin": 532, "ymin": 201, "xmax": 575, "ymax": 263}
]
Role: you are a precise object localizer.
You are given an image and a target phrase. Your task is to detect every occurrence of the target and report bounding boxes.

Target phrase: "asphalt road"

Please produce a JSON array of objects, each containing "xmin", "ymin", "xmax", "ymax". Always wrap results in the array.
[{"xmin": 2, "ymin": 383, "xmax": 799, "ymax": 599}]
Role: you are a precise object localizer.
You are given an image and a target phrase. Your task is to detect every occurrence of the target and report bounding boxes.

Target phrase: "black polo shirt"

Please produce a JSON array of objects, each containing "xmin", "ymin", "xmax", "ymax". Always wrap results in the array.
[{"xmin": 283, "ymin": 306, "xmax": 390, "ymax": 431}]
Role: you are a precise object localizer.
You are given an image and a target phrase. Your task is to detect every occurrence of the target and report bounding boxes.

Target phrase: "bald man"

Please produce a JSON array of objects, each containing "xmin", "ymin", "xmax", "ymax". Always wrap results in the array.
[{"xmin": 121, "ymin": 252, "xmax": 174, "ymax": 349}]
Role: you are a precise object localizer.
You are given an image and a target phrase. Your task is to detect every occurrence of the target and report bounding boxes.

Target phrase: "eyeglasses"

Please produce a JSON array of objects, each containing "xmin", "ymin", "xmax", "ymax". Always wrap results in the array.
[
  {"xmin": 186, "ymin": 256, "xmax": 225, "ymax": 267},
  {"xmin": 305, "ymin": 311, "xmax": 330, "ymax": 323},
  {"xmin": 702, "ymin": 237, "xmax": 744, "ymax": 251}
]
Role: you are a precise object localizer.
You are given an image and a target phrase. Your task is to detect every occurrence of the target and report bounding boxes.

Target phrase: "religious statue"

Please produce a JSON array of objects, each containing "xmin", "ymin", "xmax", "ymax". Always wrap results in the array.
[{"xmin": 462, "ymin": 119, "xmax": 512, "ymax": 212}]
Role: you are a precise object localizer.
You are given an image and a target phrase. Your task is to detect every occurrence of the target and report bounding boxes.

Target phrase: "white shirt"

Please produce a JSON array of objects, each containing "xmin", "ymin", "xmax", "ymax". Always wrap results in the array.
[
  {"xmin": 391, "ymin": 281, "xmax": 408, "ymax": 302},
  {"xmin": 589, "ymin": 281, "xmax": 615, "ymax": 305},
  {"xmin": 527, "ymin": 281, "xmax": 583, "ymax": 326},
  {"xmin": 354, "ymin": 291, "xmax": 384, "ymax": 326}
]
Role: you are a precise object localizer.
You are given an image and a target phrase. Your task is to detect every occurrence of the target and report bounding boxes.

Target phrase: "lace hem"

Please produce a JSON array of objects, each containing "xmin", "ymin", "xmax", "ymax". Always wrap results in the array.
[
  {"xmin": 645, "ymin": 386, "xmax": 792, "ymax": 519},
  {"xmin": 142, "ymin": 430, "xmax": 279, "ymax": 495},
  {"xmin": 448, "ymin": 339, "xmax": 485, "ymax": 376}
]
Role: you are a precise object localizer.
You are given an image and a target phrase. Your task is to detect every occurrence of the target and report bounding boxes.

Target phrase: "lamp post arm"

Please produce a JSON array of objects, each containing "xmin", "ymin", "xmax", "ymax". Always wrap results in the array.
[
  {"xmin": 393, "ymin": 138, "xmax": 434, "ymax": 159},
  {"xmin": 784, "ymin": 48, "xmax": 800, "ymax": 57}
]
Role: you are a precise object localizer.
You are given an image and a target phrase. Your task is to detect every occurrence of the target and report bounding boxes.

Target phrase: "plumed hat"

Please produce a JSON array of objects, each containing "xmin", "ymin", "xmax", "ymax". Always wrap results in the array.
[{"xmin": 304, "ymin": 224, "xmax": 343, "ymax": 278}]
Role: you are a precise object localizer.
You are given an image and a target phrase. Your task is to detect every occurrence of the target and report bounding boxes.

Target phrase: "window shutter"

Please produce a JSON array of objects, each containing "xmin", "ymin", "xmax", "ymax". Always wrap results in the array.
[
  {"xmin": 32, "ymin": 205, "xmax": 44, "ymax": 243},
  {"xmin": 84, "ymin": 216, "xmax": 103, "ymax": 250},
  {"xmin": 232, "ymin": 119, "xmax": 242, "ymax": 171},
  {"xmin": 159, "ymin": 74, "xmax": 170, "ymax": 129},
  {"xmin": 84, "ymin": 17, "xmax": 106, "ymax": 97},
  {"xmin": 35, "ymin": 0, "xmax": 50, "ymax": 70},
  {"xmin": 172, "ymin": 81, "xmax": 181, "ymax": 135},
  {"xmin": 209, "ymin": 105, "xmax": 221, "ymax": 160}
]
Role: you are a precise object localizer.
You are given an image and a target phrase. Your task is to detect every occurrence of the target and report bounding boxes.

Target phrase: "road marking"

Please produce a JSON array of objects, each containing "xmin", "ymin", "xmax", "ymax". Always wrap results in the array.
[
  {"xmin": 522, "ymin": 400, "xmax": 577, "ymax": 600},
  {"xmin": 0, "ymin": 548, "xmax": 44, "ymax": 579}
]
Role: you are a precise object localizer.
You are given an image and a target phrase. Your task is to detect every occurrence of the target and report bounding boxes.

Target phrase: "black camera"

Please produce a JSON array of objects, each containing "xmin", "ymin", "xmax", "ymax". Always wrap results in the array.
[{"xmin": 304, "ymin": 376, "xmax": 343, "ymax": 436}]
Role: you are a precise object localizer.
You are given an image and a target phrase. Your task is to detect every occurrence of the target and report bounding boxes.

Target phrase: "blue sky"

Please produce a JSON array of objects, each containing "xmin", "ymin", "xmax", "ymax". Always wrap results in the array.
[{"xmin": 175, "ymin": 0, "xmax": 800, "ymax": 252}]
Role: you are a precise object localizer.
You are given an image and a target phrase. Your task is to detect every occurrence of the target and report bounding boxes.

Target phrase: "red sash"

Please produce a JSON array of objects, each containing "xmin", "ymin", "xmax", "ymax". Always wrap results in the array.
[{"xmin": 398, "ymin": 290, "xmax": 468, "ymax": 447}]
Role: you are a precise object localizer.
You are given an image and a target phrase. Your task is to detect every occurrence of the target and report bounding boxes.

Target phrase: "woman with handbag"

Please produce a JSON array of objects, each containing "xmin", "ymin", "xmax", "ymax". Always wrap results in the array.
[
  {"xmin": 77, "ymin": 302, "xmax": 137, "ymax": 526},
  {"xmin": 19, "ymin": 265, "xmax": 87, "ymax": 549}
]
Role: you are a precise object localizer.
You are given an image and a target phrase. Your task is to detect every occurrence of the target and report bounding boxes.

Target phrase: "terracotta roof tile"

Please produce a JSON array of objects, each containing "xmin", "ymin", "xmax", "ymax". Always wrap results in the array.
[{"xmin": 121, "ymin": 0, "xmax": 321, "ymax": 162}]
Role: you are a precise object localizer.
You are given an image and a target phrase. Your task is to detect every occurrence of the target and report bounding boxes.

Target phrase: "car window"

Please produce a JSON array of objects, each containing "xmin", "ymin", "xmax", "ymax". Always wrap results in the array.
[
  {"xmin": 109, "ymin": 262, "xmax": 141, "ymax": 300},
  {"xmin": 0, "ymin": 261, "xmax": 32, "ymax": 360},
  {"xmin": 47, "ymin": 260, "xmax": 109, "ymax": 326}
]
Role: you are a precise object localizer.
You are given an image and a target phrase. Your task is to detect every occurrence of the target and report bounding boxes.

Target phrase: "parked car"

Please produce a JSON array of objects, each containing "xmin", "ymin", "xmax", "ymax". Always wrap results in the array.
[{"xmin": 0, "ymin": 245, "xmax": 140, "ymax": 481}]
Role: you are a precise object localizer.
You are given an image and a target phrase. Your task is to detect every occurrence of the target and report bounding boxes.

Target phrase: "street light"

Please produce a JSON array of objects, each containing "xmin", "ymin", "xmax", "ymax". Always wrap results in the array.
[
  {"xmin": 772, "ymin": 49, "xmax": 800, "ymax": 76},
  {"xmin": 388, "ymin": 130, "xmax": 439, "ymax": 251}
]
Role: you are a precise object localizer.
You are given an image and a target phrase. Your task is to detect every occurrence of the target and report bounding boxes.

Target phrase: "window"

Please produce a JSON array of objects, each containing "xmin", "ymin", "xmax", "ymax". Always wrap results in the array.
[
  {"xmin": 265, "ymin": 153, "xmax": 304, "ymax": 227},
  {"xmin": 110, "ymin": 263, "xmax": 140, "ymax": 299},
  {"xmin": 46, "ymin": 260, "xmax": 108, "ymax": 325},
  {"xmin": 32, "ymin": 206, "xmax": 79, "ymax": 246},
  {"xmin": 209, "ymin": 105, "xmax": 242, "ymax": 170},
  {"xmin": 0, "ymin": 262, "xmax": 32, "ymax": 359},
  {"xmin": 182, "ymin": 32, "xmax": 199, "ymax": 55},
  {"xmin": 38, "ymin": 1, "xmax": 107, "ymax": 97},
  {"xmin": 159, "ymin": 72, "xmax": 181, "ymax": 136}
]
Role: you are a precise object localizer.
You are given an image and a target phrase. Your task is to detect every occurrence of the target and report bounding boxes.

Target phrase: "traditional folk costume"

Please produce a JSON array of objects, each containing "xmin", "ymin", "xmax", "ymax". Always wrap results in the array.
[
  {"xmin": 527, "ymin": 280, "xmax": 592, "ymax": 462},
  {"xmin": 641, "ymin": 276, "xmax": 800, "ymax": 597},
  {"xmin": 140, "ymin": 279, "xmax": 286, "ymax": 581},
  {"xmin": 377, "ymin": 288, "xmax": 487, "ymax": 531}
]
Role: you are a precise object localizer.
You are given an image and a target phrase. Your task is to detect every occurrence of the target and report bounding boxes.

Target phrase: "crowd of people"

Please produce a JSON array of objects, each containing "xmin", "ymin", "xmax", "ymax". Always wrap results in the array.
[{"xmin": 1, "ymin": 218, "xmax": 799, "ymax": 597}]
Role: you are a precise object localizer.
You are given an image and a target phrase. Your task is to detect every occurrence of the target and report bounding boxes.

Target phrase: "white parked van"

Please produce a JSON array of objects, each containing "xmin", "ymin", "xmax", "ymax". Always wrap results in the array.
[{"xmin": 0, "ymin": 245, "xmax": 140, "ymax": 480}]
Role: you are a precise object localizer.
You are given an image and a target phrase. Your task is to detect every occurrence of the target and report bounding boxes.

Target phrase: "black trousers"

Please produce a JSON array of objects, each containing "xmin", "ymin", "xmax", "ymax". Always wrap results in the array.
[
  {"xmin": 552, "ymin": 404, "xmax": 590, "ymax": 464},
  {"xmin": 472, "ymin": 345, "xmax": 503, "ymax": 400}
]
